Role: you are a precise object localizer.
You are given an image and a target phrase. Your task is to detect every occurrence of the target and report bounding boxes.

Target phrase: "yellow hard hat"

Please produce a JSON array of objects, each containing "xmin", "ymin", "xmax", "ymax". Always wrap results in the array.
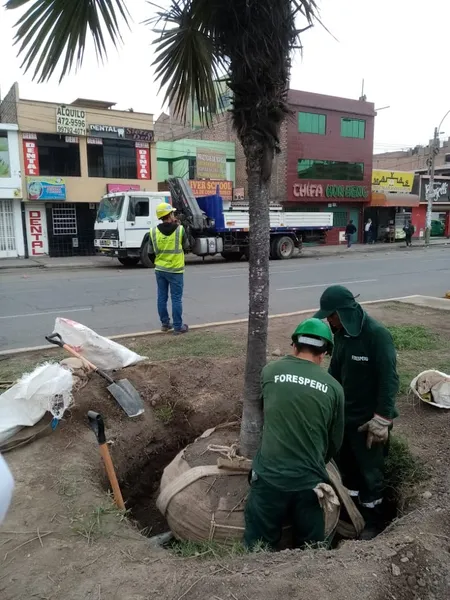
[{"xmin": 156, "ymin": 202, "xmax": 175, "ymax": 220}]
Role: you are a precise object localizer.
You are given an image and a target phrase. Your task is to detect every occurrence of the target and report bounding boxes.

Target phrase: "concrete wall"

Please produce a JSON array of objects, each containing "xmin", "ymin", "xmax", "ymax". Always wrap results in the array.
[
  {"xmin": 157, "ymin": 138, "xmax": 236, "ymax": 183},
  {"xmin": 374, "ymin": 139, "xmax": 450, "ymax": 171}
]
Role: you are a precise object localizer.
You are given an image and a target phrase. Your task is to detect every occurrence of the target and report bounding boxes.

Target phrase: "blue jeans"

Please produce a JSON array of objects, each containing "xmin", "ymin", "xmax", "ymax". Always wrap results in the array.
[
  {"xmin": 155, "ymin": 270, "xmax": 184, "ymax": 330},
  {"xmin": 346, "ymin": 234, "xmax": 353, "ymax": 248}
]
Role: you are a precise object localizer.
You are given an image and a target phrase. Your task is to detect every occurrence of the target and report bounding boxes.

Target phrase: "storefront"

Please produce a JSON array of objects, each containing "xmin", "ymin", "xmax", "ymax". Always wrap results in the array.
[
  {"xmin": 364, "ymin": 192, "xmax": 420, "ymax": 242},
  {"xmin": 412, "ymin": 176, "xmax": 450, "ymax": 238},
  {"xmin": 0, "ymin": 125, "xmax": 24, "ymax": 258},
  {"xmin": 288, "ymin": 181, "xmax": 370, "ymax": 244}
]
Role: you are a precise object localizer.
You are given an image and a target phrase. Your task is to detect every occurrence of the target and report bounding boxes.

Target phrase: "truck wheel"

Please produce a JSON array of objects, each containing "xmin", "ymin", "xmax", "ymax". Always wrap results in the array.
[
  {"xmin": 275, "ymin": 236, "xmax": 295, "ymax": 260},
  {"xmin": 140, "ymin": 241, "xmax": 154, "ymax": 268},
  {"xmin": 118, "ymin": 257, "xmax": 140, "ymax": 267},
  {"xmin": 270, "ymin": 238, "xmax": 279, "ymax": 260},
  {"xmin": 221, "ymin": 251, "xmax": 243, "ymax": 261}
]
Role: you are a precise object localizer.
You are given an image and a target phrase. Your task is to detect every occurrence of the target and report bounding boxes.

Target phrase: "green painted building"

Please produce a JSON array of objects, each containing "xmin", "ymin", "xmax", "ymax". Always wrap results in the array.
[{"xmin": 157, "ymin": 138, "xmax": 236, "ymax": 184}]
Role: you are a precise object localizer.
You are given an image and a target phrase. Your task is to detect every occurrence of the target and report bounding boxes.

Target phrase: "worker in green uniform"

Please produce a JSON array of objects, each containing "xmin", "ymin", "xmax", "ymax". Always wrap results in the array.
[
  {"xmin": 314, "ymin": 285, "xmax": 399, "ymax": 538},
  {"xmin": 244, "ymin": 318, "xmax": 345, "ymax": 550}
]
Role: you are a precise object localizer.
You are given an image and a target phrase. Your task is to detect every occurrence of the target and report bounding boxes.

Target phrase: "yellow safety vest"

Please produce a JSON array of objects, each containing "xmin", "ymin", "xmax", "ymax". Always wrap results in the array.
[{"xmin": 150, "ymin": 225, "xmax": 185, "ymax": 274}]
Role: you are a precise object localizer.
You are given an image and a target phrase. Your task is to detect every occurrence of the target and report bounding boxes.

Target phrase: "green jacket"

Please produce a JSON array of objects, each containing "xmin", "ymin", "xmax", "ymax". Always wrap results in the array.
[
  {"xmin": 252, "ymin": 355, "xmax": 345, "ymax": 492},
  {"xmin": 329, "ymin": 314, "xmax": 399, "ymax": 426},
  {"xmin": 314, "ymin": 285, "xmax": 399, "ymax": 427}
]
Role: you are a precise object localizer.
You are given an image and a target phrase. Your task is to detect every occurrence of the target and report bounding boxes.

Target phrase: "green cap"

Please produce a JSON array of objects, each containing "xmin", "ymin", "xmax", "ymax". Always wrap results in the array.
[{"xmin": 291, "ymin": 318, "xmax": 333, "ymax": 353}]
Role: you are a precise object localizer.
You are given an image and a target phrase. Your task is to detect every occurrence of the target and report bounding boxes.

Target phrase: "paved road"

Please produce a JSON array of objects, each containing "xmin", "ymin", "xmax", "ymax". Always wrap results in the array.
[{"xmin": 1, "ymin": 247, "xmax": 449, "ymax": 351}]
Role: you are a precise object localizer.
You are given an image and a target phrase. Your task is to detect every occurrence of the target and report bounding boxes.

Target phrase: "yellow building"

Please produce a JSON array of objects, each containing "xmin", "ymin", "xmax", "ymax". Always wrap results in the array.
[{"xmin": 0, "ymin": 83, "xmax": 157, "ymax": 258}]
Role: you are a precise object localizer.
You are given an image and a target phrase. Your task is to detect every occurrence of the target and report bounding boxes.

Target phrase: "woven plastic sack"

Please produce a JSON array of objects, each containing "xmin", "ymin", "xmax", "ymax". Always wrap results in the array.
[
  {"xmin": 410, "ymin": 369, "xmax": 450, "ymax": 409},
  {"xmin": 0, "ymin": 362, "xmax": 73, "ymax": 444},
  {"xmin": 157, "ymin": 425, "xmax": 364, "ymax": 546},
  {"xmin": 54, "ymin": 318, "xmax": 147, "ymax": 371}
]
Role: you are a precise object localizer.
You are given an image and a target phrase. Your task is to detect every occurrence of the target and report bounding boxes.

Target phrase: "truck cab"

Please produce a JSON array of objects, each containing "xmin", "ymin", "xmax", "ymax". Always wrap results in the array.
[{"xmin": 94, "ymin": 191, "xmax": 170, "ymax": 266}]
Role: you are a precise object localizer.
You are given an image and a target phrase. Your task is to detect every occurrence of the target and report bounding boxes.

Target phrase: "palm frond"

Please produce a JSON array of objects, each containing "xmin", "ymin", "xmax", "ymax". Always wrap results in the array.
[
  {"xmin": 5, "ymin": 0, "xmax": 130, "ymax": 82},
  {"xmin": 147, "ymin": 0, "xmax": 227, "ymax": 126}
]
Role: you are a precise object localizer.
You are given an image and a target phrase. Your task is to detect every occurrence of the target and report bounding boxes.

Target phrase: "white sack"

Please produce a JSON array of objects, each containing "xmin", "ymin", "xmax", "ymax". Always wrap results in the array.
[
  {"xmin": 54, "ymin": 318, "xmax": 147, "ymax": 371},
  {"xmin": 0, "ymin": 362, "xmax": 73, "ymax": 443},
  {"xmin": 410, "ymin": 369, "xmax": 450, "ymax": 409}
]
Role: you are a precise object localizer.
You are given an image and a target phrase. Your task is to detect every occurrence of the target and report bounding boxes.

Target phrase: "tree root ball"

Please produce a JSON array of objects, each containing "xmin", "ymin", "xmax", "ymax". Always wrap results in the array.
[{"xmin": 156, "ymin": 424, "xmax": 363, "ymax": 546}]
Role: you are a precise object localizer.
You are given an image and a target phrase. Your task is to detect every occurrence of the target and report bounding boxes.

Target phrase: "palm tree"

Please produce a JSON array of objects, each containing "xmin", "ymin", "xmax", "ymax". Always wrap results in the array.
[{"xmin": 6, "ymin": 0, "xmax": 318, "ymax": 458}]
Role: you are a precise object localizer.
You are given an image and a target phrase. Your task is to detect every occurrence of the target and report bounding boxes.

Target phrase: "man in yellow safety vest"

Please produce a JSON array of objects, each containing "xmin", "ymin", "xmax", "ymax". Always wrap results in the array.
[{"xmin": 148, "ymin": 202, "xmax": 190, "ymax": 334}]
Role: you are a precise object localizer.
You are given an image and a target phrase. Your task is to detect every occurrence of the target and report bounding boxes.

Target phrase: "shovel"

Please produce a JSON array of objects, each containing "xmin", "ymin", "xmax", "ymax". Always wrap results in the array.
[
  {"xmin": 87, "ymin": 411, "xmax": 125, "ymax": 510},
  {"xmin": 46, "ymin": 333, "xmax": 144, "ymax": 418}
]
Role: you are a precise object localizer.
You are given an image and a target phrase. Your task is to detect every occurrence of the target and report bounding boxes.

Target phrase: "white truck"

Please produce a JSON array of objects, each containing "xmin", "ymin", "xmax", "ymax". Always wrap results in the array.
[{"xmin": 94, "ymin": 178, "xmax": 333, "ymax": 267}]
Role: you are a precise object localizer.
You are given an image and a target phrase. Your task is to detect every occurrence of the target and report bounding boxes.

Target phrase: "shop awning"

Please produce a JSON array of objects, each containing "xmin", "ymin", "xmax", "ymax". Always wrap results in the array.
[{"xmin": 369, "ymin": 192, "xmax": 420, "ymax": 208}]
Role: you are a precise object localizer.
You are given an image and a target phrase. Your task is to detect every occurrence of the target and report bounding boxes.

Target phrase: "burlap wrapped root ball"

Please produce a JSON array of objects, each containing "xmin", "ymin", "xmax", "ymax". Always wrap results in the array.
[{"xmin": 157, "ymin": 424, "xmax": 364, "ymax": 546}]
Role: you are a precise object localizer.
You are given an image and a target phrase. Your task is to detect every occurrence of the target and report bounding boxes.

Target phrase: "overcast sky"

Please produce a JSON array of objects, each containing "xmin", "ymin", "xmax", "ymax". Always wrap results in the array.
[{"xmin": 1, "ymin": 0, "xmax": 449, "ymax": 154}]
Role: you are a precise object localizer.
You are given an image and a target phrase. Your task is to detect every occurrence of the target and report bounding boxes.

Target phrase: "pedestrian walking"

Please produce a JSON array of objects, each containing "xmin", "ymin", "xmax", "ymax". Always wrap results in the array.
[
  {"xmin": 345, "ymin": 220, "xmax": 357, "ymax": 248},
  {"xmin": 403, "ymin": 220, "xmax": 415, "ymax": 247},
  {"xmin": 148, "ymin": 203, "xmax": 190, "ymax": 334},
  {"xmin": 244, "ymin": 319, "xmax": 344, "ymax": 550},
  {"xmin": 314, "ymin": 285, "xmax": 399, "ymax": 539},
  {"xmin": 364, "ymin": 218, "xmax": 373, "ymax": 244}
]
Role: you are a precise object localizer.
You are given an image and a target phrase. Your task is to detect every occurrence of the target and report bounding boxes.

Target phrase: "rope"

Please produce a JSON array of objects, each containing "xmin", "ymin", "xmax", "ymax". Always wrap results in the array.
[{"xmin": 206, "ymin": 443, "xmax": 240, "ymax": 460}]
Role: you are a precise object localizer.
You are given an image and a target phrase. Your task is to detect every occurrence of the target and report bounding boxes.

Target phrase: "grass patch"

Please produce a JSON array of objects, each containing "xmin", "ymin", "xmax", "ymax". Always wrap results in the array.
[
  {"xmin": 155, "ymin": 404, "xmax": 175, "ymax": 424},
  {"xmin": 385, "ymin": 435, "xmax": 428, "ymax": 514},
  {"xmin": 71, "ymin": 503, "xmax": 128, "ymax": 543},
  {"xmin": 169, "ymin": 538, "xmax": 268, "ymax": 559},
  {"xmin": 388, "ymin": 325, "xmax": 438, "ymax": 351},
  {"xmin": 132, "ymin": 330, "xmax": 244, "ymax": 362},
  {"xmin": 0, "ymin": 351, "xmax": 62, "ymax": 383}
]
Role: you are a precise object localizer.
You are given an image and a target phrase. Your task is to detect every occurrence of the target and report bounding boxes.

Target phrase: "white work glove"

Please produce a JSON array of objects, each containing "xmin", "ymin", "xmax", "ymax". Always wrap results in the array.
[
  {"xmin": 313, "ymin": 483, "xmax": 340, "ymax": 513},
  {"xmin": 358, "ymin": 414, "xmax": 392, "ymax": 449}
]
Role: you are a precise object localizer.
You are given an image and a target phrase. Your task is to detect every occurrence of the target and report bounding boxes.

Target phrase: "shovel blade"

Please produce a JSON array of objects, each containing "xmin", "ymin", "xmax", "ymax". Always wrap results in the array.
[{"xmin": 107, "ymin": 379, "xmax": 144, "ymax": 418}]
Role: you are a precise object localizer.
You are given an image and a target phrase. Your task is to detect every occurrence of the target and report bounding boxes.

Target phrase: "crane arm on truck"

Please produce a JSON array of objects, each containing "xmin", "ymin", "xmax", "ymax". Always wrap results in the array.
[{"xmin": 167, "ymin": 178, "xmax": 210, "ymax": 232}]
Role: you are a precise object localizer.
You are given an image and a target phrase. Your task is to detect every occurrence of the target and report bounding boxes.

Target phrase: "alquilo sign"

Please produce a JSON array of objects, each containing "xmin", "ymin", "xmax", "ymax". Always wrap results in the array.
[{"xmin": 56, "ymin": 106, "xmax": 86, "ymax": 136}]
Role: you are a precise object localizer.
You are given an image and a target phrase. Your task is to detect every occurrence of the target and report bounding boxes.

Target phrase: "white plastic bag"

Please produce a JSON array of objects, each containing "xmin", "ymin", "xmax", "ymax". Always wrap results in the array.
[
  {"xmin": 54, "ymin": 318, "xmax": 147, "ymax": 371},
  {"xmin": 410, "ymin": 369, "xmax": 450, "ymax": 409},
  {"xmin": 0, "ymin": 362, "xmax": 73, "ymax": 444}
]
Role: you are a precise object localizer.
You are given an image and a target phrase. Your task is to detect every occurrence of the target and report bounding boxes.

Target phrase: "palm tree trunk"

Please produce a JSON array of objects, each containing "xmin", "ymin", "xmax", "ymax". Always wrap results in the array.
[{"xmin": 239, "ymin": 145, "xmax": 271, "ymax": 459}]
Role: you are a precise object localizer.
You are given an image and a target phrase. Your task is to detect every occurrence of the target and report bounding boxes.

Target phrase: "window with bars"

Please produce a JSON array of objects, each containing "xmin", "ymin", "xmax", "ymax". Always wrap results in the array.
[
  {"xmin": 52, "ymin": 204, "xmax": 77, "ymax": 235},
  {"xmin": 298, "ymin": 112, "xmax": 326, "ymax": 135},
  {"xmin": 341, "ymin": 118, "xmax": 366, "ymax": 139}
]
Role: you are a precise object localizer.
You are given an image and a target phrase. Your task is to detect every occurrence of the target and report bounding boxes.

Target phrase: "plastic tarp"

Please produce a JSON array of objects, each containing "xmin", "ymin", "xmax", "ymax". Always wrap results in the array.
[
  {"xmin": 54, "ymin": 318, "xmax": 147, "ymax": 371},
  {"xmin": 0, "ymin": 363, "xmax": 73, "ymax": 444}
]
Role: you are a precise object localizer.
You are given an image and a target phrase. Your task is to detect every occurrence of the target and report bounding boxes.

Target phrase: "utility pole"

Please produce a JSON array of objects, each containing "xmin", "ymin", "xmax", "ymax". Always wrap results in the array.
[{"xmin": 425, "ymin": 127, "xmax": 439, "ymax": 246}]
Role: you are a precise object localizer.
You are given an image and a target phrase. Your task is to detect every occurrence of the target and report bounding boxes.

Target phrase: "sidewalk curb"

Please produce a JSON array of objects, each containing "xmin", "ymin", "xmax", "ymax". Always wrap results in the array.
[
  {"xmin": 1, "ymin": 241, "xmax": 448, "ymax": 271},
  {"xmin": 0, "ymin": 294, "xmax": 420, "ymax": 357}
]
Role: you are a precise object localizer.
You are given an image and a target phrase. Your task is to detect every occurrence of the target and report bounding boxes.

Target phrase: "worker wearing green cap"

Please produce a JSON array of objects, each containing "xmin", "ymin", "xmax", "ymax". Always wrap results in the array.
[
  {"xmin": 244, "ymin": 318, "xmax": 345, "ymax": 550},
  {"xmin": 314, "ymin": 285, "xmax": 399, "ymax": 538}
]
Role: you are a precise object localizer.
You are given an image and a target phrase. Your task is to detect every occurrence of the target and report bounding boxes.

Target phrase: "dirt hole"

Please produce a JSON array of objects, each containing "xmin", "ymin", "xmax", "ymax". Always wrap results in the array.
[
  {"xmin": 117, "ymin": 443, "xmax": 401, "ymax": 545},
  {"xmin": 119, "ymin": 437, "xmax": 195, "ymax": 537}
]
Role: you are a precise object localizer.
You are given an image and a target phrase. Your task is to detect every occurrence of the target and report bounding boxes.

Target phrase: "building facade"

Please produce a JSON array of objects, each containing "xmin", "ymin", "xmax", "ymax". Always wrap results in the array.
[
  {"xmin": 0, "ymin": 83, "xmax": 157, "ymax": 258},
  {"xmin": 0, "ymin": 123, "xmax": 24, "ymax": 258},
  {"xmin": 285, "ymin": 90, "xmax": 375, "ymax": 244}
]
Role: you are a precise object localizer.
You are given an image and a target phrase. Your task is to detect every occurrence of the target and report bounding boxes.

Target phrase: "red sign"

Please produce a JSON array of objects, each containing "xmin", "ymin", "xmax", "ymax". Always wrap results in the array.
[
  {"xmin": 136, "ymin": 145, "xmax": 151, "ymax": 180},
  {"xmin": 107, "ymin": 184, "xmax": 141, "ymax": 194},
  {"xmin": 23, "ymin": 140, "xmax": 40, "ymax": 176},
  {"xmin": 189, "ymin": 180, "xmax": 233, "ymax": 201},
  {"xmin": 28, "ymin": 210, "xmax": 45, "ymax": 256}
]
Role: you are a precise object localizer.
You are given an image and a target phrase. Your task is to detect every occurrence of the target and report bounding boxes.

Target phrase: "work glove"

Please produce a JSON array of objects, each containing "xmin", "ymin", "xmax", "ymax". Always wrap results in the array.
[
  {"xmin": 313, "ymin": 483, "xmax": 340, "ymax": 513},
  {"xmin": 358, "ymin": 414, "xmax": 392, "ymax": 449}
]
